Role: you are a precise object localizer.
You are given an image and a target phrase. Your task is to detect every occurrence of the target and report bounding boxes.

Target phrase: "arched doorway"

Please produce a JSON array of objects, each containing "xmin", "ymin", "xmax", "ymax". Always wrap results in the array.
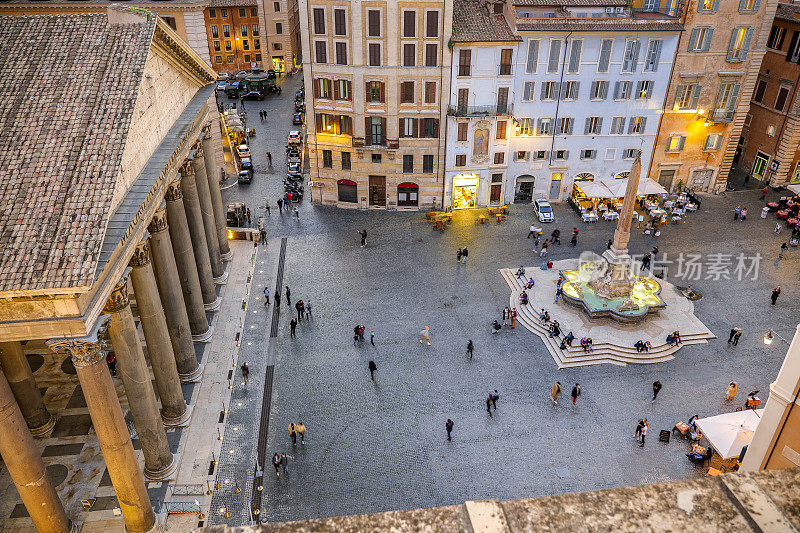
[
  {"xmin": 515, "ymin": 175, "xmax": 535, "ymax": 203},
  {"xmin": 397, "ymin": 182, "xmax": 419, "ymax": 207},
  {"xmin": 615, "ymin": 172, "xmax": 630, "ymax": 180},
  {"xmin": 574, "ymin": 172, "xmax": 594, "ymax": 182},
  {"xmin": 337, "ymin": 179, "xmax": 358, "ymax": 203}
]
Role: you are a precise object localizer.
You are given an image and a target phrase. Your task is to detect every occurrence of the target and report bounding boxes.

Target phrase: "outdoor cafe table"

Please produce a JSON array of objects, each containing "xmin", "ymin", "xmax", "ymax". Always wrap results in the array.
[
  {"xmin": 582, "ymin": 212, "xmax": 598, "ymax": 223},
  {"xmin": 603, "ymin": 211, "xmax": 619, "ymax": 221}
]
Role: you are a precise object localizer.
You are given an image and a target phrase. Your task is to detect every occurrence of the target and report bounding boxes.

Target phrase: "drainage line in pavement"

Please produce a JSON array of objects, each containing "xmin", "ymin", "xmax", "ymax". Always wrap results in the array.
[{"xmin": 270, "ymin": 237, "xmax": 287, "ymax": 338}]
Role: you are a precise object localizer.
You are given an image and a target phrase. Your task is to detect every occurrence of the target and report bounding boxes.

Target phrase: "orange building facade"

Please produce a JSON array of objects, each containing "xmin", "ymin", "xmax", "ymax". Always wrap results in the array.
[{"xmin": 203, "ymin": 1, "xmax": 266, "ymax": 73}]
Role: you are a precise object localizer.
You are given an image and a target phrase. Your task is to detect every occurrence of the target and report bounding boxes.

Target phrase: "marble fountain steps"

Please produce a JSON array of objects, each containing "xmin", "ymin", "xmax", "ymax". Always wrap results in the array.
[{"xmin": 500, "ymin": 269, "xmax": 716, "ymax": 368}]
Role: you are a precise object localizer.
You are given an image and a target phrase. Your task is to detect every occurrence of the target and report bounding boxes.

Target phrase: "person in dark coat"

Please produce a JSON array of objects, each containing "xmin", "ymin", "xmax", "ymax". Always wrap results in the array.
[{"xmin": 368, "ymin": 360, "xmax": 377, "ymax": 380}]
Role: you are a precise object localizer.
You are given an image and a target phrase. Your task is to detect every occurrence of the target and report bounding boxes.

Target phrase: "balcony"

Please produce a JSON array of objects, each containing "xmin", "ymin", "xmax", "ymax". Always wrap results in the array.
[
  {"xmin": 710, "ymin": 109, "xmax": 734, "ymax": 123},
  {"xmin": 448, "ymin": 103, "xmax": 514, "ymax": 117}
]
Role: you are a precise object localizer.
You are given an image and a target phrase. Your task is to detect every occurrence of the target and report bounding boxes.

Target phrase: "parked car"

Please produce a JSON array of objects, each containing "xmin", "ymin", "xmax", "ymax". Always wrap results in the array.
[
  {"xmin": 236, "ymin": 70, "xmax": 248, "ymax": 79},
  {"xmin": 236, "ymin": 144, "xmax": 251, "ymax": 159},
  {"xmin": 294, "ymin": 101, "xmax": 305, "ymax": 112},
  {"xmin": 225, "ymin": 81, "xmax": 240, "ymax": 98},
  {"xmin": 287, "ymin": 161, "xmax": 302, "ymax": 175},
  {"xmin": 287, "ymin": 150, "xmax": 301, "ymax": 164},
  {"xmin": 218, "ymin": 73, "xmax": 230, "ymax": 81},
  {"xmin": 287, "ymin": 130, "xmax": 302, "ymax": 145},
  {"xmin": 533, "ymin": 198, "xmax": 555, "ymax": 223},
  {"xmin": 292, "ymin": 112, "xmax": 303, "ymax": 125},
  {"xmin": 216, "ymin": 80, "xmax": 228, "ymax": 93},
  {"xmin": 241, "ymin": 90, "xmax": 264, "ymax": 101},
  {"xmin": 240, "ymin": 157, "xmax": 253, "ymax": 171},
  {"xmin": 238, "ymin": 169, "xmax": 253, "ymax": 184},
  {"xmin": 295, "ymin": 88, "xmax": 304, "ymax": 100}
]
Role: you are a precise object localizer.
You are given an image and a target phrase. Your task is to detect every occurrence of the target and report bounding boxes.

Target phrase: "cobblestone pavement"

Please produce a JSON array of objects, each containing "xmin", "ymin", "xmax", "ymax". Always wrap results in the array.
[{"xmin": 217, "ymin": 85, "xmax": 799, "ymax": 525}]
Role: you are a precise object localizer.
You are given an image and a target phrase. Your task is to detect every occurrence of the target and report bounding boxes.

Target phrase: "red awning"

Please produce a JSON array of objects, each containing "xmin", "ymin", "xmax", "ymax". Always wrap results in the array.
[
  {"xmin": 337, "ymin": 179, "xmax": 357, "ymax": 186},
  {"xmin": 398, "ymin": 182, "xmax": 419, "ymax": 188}
]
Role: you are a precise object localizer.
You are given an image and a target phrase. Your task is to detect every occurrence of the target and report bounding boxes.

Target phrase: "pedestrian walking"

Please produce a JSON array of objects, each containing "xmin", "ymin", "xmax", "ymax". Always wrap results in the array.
[
  {"xmin": 264, "ymin": 287, "xmax": 270, "ymax": 305},
  {"xmin": 533, "ymin": 235, "xmax": 541, "ymax": 251},
  {"xmin": 641, "ymin": 253, "xmax": 651, "ymax": 270},
  {"xmin": 457, "ymin": 248, "xmax": 462, "ymax": 263},
  {"xmin": 772, "ymin": 286, "xmax": 781, "ymax": 305},
  {"xmin": 461, "ymin": 247, "xmax": 468, "ymax": 264},
  {"xmin": 502, "ymin": 306, "xmax": 510, "ymax": 325},
  {"xmin": 260, "ymin": 227, "xmax": 267, "ymax": 245},
  {"xmin": 780, "ymin": 242, "xmax": 788, "ymax": 259},
  {"xmin": 492, "ymin": 390, "xmax": 499, "ymax": 409},
  {"xmin": 728, "ymin": 328, "xmax": 737, "ymax": 343},
  {"xmin": 528, "ymin": 225, "xmax": 538, "ymax": 238},
  {"xmin": 635, "ymin": 419, "xmax": 644, "ymax": 441},
  {"xmin": 741, "ymin": 208, "xmax": 747, "ymax": 221},
  {"xmin": 652, "ymin": 380, "xmax": 662, "ymax": 402},
  {"xmin": 539, "ymin": 240, "xmax": 549, "ymax": 257},
  {"xmin": 571, "ymin": 383, "xmax": 581, "ymax": 405},
  {"xmin": 370, "ymin": 330, "xmax": 375, "ymax": 346},
  {"xmin": 280, "ymin": 453, "xmax": 293, "ymax": 476},
  {"xmin": 510, "ymin": 308, "xmax": 517, "ymax": 328},
  {"xmin": 246, "ymin": 208, "xmax": 252, "ymax": 225},
  {"xmin": 486, "ymin": 394, "xmax": 494, "ymax": 414},
  {"xmin": 639, "ymin": 420, "xmax": 649, "ymax": 447},
  {"xmin": 285, "ymin": 285, "xmax": 291, "ymax": 306},
  {"xmin": 297, "ymin": 422, "xmax": 306, "ymax": 444},
  {"xmin": 550, "ymin": 381, "xmax": 562, "ymax": 405},
  {"xmin": 289, "ymin": 318, "xmax": 297, "ymax": 337},
  {"xmin": 294, "ymin": 206, "xmax": 300, "ymax": 220},
  {"xmin": 734, "ymin": 205, "xmax": 741, "ymax": 221},
  {"xmin": 570, "ymin": 227, "xmax": 578, "ymax": 247},
  {"xmin": 732, "ymin": 328, "xmax": 741, "ymax": 346},
  {"xmin": 241, "ymin": 362, "xmax": 250, "ymax": 385},
  {"xmin": 305, "ymin": 301, "xmax": 312, "ymax": 320},
  {"xmin": 277, "ymin": 198, "xmax": 284, "ymax": 212},
  {"xmin": 466, "ymin": 339, "xmax": 474, "ymax": 359},
  {"xmin": 725, "ymin": 381, "xmax": 738, "ymax": 401},
  {"xmin": 420, "ymin": 326, "xmax": 431, "ymax": 346},
  {"xmin": 267, "ymin": 152, "xmax": 273, "ymax": 167},
  {"xmin": 368, "ymin": 360, "xmax": 377, "ymax": 380},
  {"xmin": 265, "ymin": 201, "xmax": 271, "ymax": 215},
  {"xmin": 776, "ymin": 222, "xmax": 783, "ymax": 234},
  {"xmin": 761, "ymin": 186, "xmax": 768, "ymax": 200},
  {"xmin": 272, "ymin": 453, "xmax": 281, "ymax": 477},
  {"xmin": 445, "ymin": 419, "xmax": 454, "ymax": 441},
  {"xmin": 289, "ymin": 423, "xmax": 297, "ymax": 445},
  {"xmin": 554, "ymin": 285, "xmax": 563, "ymax": 303},
  {"xmin": 295, "ymin": 300, "xmax": 304, "ymax": 321},
  {"xmin": 358, "ymin": 229, "xmax": 368, "ymax": 248},
  {"xmin": 106, "ymin": 353, "xmax": 117, "ymax": 376}
]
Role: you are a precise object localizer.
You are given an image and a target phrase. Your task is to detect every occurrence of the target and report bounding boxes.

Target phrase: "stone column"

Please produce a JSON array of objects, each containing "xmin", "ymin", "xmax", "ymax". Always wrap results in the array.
[
  {"xmin": 129, "ymin": 239, "xmax": 191, "ymax": 427},
  {"xmin": 201, "ymin": 123, "xmax": 232, "ymax": 261},
  {"xmin": 0, "ymin": 368, "xmax": 68, "ymax": 533},
  {"xmin": 148, "ymin": 206, "xmax": 203, "ymax": 382},
  {"xmin": 47, "ymin": 333, "xmax": 155, "ymax": 533},
  {"xmin": 104, "ymin": 279, "xmax": 177, "ymax": 481},
  {"xmin": 180, "ymin": 162, "xmax": 221, "ymax": 311},
  {"xmin": 0, "ymin": 341, "xmax": 54, "ymax": 437},
  {"xmin": 191, "ymin": 144, "xmax": 227, "ymax": 284},
  {"xmin": 164, "ymin": 177, "xmax": 213, "ymax": 341}
]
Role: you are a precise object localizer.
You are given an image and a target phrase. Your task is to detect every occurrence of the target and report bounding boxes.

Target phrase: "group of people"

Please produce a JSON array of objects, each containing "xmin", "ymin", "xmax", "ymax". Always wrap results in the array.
[
  {"xmin": 549, "ymin": 382, "xmax": 581, "ymax": 406},
  {"xmin": 733, "ymin": 205, "xmax": 748, "ymax": 221},
  {"xmin": 633, "ymin": 340, "xmax": 652, "ymax": 353},
  {"xmin": 502, "ymin": 307, "xmax": 518, "ymax": 328},
  {"xmin": 456, "ymin": 247, "xmax": 469, "ymax": 263},
  {"xmin": 665, "ymin": 330, "xmax": 682, "ymax": 346},
  {"xmin": 352, "ymin": 324, "xmax": 373, "ymax": 346}
]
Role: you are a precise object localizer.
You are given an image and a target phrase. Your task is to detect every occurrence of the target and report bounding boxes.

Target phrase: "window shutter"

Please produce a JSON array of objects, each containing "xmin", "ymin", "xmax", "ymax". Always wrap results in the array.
[
  {"xmin": 563, "ymin": 150, "xmax": 570, "ymax": 161},
  {"xmin": 689, "ymin": 28, "xmax": 700, "ymax": 51},
  {"xmin": 573, "ymin": 81, "xmax": 580, "ymax": 98},
  {"xmin": 316, "ymin": 114, "xmax": 322, "ymax": 133},
  {"xmin": 399, "ymin": 118, "xmax": 405, "ymax": 138},
  {"xmin": 598, "ymin": 39, "xmax": 611, "ymax": 72},
  {"xmin": 636, "ymin": 81, "xmax": 644, "ymax": 98},
  {"xmin": 380, "ymin": 118, "xmax": 387, "ymax": 145},
  {"xmin": 753, "ymin": 0, "xmax": 762, "ymax": 9},
  {"xmin": 678, "ymin": 136, "xmax": 686, "ymax": 151},
  {"xmin": 433, "ymin": 119, "xmax": 440, "ymax": 138},
  {"xmin": 600, "ymin": 81, "xmax": 608, "ymax": 99},
  {"xmin": 672, "ymin": 84, "xmax": 685, "ymax": 109},
  {"xmin": 628, "ymin": 117, "xmax": 636, "ymax": 134},
  {"xmin": 346, "ymin": 81, "xmax": 352, "ymax": 100},
  {"xmin": 567, "ymin": 118, "xmax": 574, "ymax": 135},
  {"xmin": 413, "ymin": 118, "xmax": 419, "ymax": 138},
  {"xmin": 365, "ymin": 117, "xmax": 371, "ymax": 142},
  {"xmin": 631, "ymin": 40, "xmax": 641, "ymax": 69},
  {"xmin": 584, "ymin": 117, "xmax": 592, "ymax": 135},
  {"xmin": 365, "ymin": 81, "xmax": 371, "ymax": 102},
  {"xmin": 590, "ymin": 81, "xmax": 597, "ymax": 99},
  {"xmin": 380, "ymin": 82, "xmax": 386, "ymax": 102},
  {"xmin": 727, "ymin": 29, "xmax": 738, "ymax": 61},
  {"xmin": 712, "ymin": 0, "xmax": 721, "ymax": 11},
  {"xmin": 560, "ymin": 83, "xmax": 568, "ymax": 100},
  {"xmin": 727, "ymin": 83, "xmax": 741, "ymax": 111},
  {"xmin": 613, "ymin": 81, "xmax": 621, "ymax": 99},
  {"xmin": 548, "ymin": 39, "xmax": 561, "ymax": 72},
  {"xmin": 640, "ymin": 117, "xmax": 647, "ymax": 132},
  {"xmin": 690, "ymin": 85, "xmax": 702, "ymax": 108},
  {"xmin": 702, "ymin": 29, "xmax": 714, "ymax": 51},
  {"xmin": 597, "ymin": 117, "xmax": 603, "ymax": 133},
  {"xmin": 313, "ymin": 79, "xmax": 320, "ymax": 98},
  {"xmin": 426, "ymin": 10, "xmax": 439, "ymax": 37},
  {"xmin": 738, "ymin": 0, "xmax": 747, "ymax": 10},
  {"xmin": 742, "ymin": 28, "xmax": 754, "ymax": 60},
  {"xmin": 526, "ymin": 40, "xmax": 539, "ymax": 73},
  {"xmin": 540, "ymin": 82, "xmax": 548, "ymax": 100},
  {"xmin": 333, "ymin": 81, "xmax": 340, "ymax": 100},
  {"xmin": 536, "ymin": 118, "xmax": 543, "ymax": 135},
  {"xmin": 568, "ymin": 40, "xmax": 582, "ymax": 73}
]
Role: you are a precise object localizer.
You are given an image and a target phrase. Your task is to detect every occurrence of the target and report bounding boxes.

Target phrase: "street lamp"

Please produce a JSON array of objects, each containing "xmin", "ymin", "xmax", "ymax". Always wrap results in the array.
[
  {"xmin": 235, "ymin": 37, "xmax": 241, "ymax": 73},
  {"xmin": 763, "ymin": 329, "xmax": 789, "ymax": 346}
]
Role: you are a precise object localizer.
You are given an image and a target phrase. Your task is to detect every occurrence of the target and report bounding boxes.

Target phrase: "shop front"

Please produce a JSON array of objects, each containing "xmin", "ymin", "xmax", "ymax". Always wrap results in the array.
[
  {"xmin": 452, "ymin": 173, "xmax": 479, "ymax": 209},
  {"xmin": 397, "ymin": 182, "xmax": 419, "ymax": 207},
  {"xmin": 337, "ymin": 179, "xmax": 358, "ymax": 204},
  {"xmin": 514, "ymin": 175, "xmax": 535, "ymax": 203}
]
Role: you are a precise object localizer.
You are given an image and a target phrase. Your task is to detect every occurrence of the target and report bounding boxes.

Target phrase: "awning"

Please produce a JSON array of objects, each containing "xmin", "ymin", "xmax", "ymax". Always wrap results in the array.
[
  {"xmin": 637, "ymin": 178, "xmax": 668, "ymax": 195},
  {"xmin": 398, "ymin": 182, "xmax": 418, "ymax": 188},
  {"xmin": 695, "ymin": 409, "xmax": 764, "ymax": 460},
  {"xmin": 576, "ymin": 181, "xmax": 616, "ymax": 198},
  {"xmin": 337, "ymin": 179, "xmax": 357, "ymax": 186},
  {"xmin": 597, "ymin": 178, "xmax": 667, "ymax": 197},
  {"xmin": 788, "ymin": 183, "xmax": 800, "ymax": 195}
]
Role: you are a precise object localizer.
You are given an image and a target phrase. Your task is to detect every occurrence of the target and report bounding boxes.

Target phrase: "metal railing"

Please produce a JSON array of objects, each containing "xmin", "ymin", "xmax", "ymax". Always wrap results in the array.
[
  {"xmin": 710, "ymin": 109, "xmax": 734, "ymax": 123},
  {"xmin": 447, "ymin": 103, "xmax": 514, "ymax": 117}
]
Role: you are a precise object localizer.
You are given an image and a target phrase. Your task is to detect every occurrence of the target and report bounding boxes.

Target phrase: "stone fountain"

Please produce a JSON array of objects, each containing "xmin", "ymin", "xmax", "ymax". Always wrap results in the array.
[{"xmin": 560, "ymin": 156, "xmax": 666, "ymax": 323}]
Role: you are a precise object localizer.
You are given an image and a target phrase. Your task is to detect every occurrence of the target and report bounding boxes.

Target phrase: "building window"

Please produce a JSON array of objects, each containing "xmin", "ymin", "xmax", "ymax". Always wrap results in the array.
[
  {"xmin": 210, "ymin": 8, "xmax": 216, "ymax": 17},
  {"xmin": 636, "ymin": 80, "xmax": 654, "ymax": 99},
  {"xmin": 739, "ymin": 0, "xmax": 760, "ymax": 12},
  {"xmin": 342, "ymin": 151, "xmax": 351, "ymax": 170},
  {"xmin": 403, "ymin": 154, "xmax": 414, "ymax": 173},
  {"xmin": 581, "ymin": 149, "xmax": 596, "ymax": 160},
  {"xmin": 497, "ymin": 87, "xmax": 509, "ymax": 112},
  {"xmin": 422, "ymin": 118, "xmax": 439, "ymax": 138},
  {"xmin": 547, "ymin": 39, "xmax": 561, "ymax": 73},
  {"xmin": 255, "ymin": 54, "xmax": 261, "ymax": 62},
  {"xmin": 253, "ymin": 24, "xmax": 259, "ymax": 36},
  {"xmin": 614, "ymin": 81, "xmax": 632, "ymax": 100},
  {"xmin": 535, "ymin": 118, "xmax": 550, "ymax": 135},
  {"xmin": 704, "ymin": 133, "xmax": 723, "ymax": 150},
  {"xmin": 522, "ymin": 81, "xmax": 535, "ymax": 101},
  {"xmin": 688, "ymin": 27, "xmax": 714, "ymax": 52},
  {"xmin": 590, "ymin": 80, "xmax": 608, "ymax": 100},
  {"xmin": 335, "ymin": 42, "xmax": 347, "ymax": 65},
  {"xmin": 458, "ymin": 50, "xmax": 471, "ymax": 76},
  {"xmin": 628, "ymin": 117, "xmax": 646, "ymax": 134},
  {"xmin": 403, "ymin": 10, "xmax": 416, "ymax": 37},
  {"xmin": 215, "ymin": 55, "xmax": 222, "ymax": 64},
  {"xmin": 457, "ymin": 122, "xmax": 468, "ymax": 141},
  {"xmin": 400, "ymin": 82, "xmax": 414, "ymax": 104},
  {"xmin": 273, "ymin": 43, "xmax": 282, "ymax": 51},
  {"xmin": 334, "ymin": 8, "xmax": 346, "ymax": 35},
  {"xmin": 211, "ymin": 25, "xmax": 219, "ymax": 38},
  {"xmin": 276, "ymin": 23, "xmax": 283, "ymax": 34},
  {"xmin": 223, "ymin": 25, "xmax": 230, "ymax": 38},
  {"xmin": 585, "ymin": 116, "xmax": 602, "ymax": 134},
  {"xmin": 239, "ymin": 8, "xmax": 246, "ymax": 17},
  {"xmin": 567, "ymin": 40, "xmax": 581, "ymax": 73},
  {"xmin": 752, "ymin": 153, "xmax": 768, "ymax": 179},
  {"xmin": 561, "ymin": 81, "xmax": 579, "ymax": 100},
  {"xmin": 555, "ymin": 150, "xmax": 568, "ymax": 161},
  {"xmin": 727, "ymin": 26, "xmax": 753, "ymax": 62},
  {"xmin": 713, "ymin": 82, "xmax": 740, "ymax": 120},
  {"xmin": 775, "ymin": 86, "xmax": 790, "ymax": 111},
  {"xmin": 767, "ymin": 125, "xmax": 777, "ymax": 136},
  {"xmin": 610, "ymin": 116, "xmax": 625, "ymax": 134},
  {"xmin": 372, "ymin": 153, "xmax": 382, "ymax": 163},
  {"xmin": 516, "ymin": 151, "xmax": 528, "ymax": 161},
  {"xmin": 605, "ymin": 147, "xmax": 617, "ymax": 160},
  {"xmin": 768, "ymin": 26, "xmax": 785, "ymax": 49},
  {"xmin": 425, "ymin": 44, "xmax": 438, "ymax": 67},
  {"xmin": 227, "ymin": 55, "xmax": 234, "ymax": 63},
  {"xmin": 622, "ymin": 149, "xmax": 638, "ymax": 159},
  {"xmin": 788, "ymin": 32, "xmax": 800, "ymax": 63},
  {"xmin": 322, "ymin": 150, "xmax": 333, "ymax": 168},
  {"xmin": 494, "ymin": 152, "xmax": 505, "ymax": 164},
  {"xmin": 542, "ymin": 81, "xmax": 558, "ymax": 100},
  {"xmin": 244, "ymin": 54, "xmax": 250, "ymax": 62},
  {"xmin": 225, "ymin": 41, "xmax": 232, "ymax": 51},
  {"xmin": 426, "ymin": 10, "xmax": 439, "ymax": 37},
  {"xmin": 274, "ymin": 1, "xmax": 280, "ymax": 12},
  {"xmin": 533, "ymin": 150, "xmax": 548, "ymax": 160},
  {"xmin": 423, "ymin": 155, "xmax": 434, "ymax": 173},
  {"xmin": 313, "ymin": 8, "xmax": 325, "ymax": 34},
  {"xmin": 315, "ymin": 41, "xmax": 327, "ymax": 63},
  {"xmin": 598, "ymin": 39, "xmax": 612, "ymax": 73},
  {"xmin": 556, "ymin": 117, "xmax": 574, "ymax": 135},
  {"xmin": 622, "ymin": 39, "xmax": 640, "ymax": 72},
  {"xmin": 673, "ymin": 83, "xmax": 701, "ymax": 110},
  {"xmin": 666, "ymin": 135, "xmax": 686, "ymax": 152},
  {"xmin": 368, "ymin": 9, "xmax": 381, "ymax": 37},
  {"xmin": 525, "ymin": 40, "xmax": 539, "ymax": 73},
  {"xmin": 698, "ymin": 0, "xmax": 715, "ymax": 11},
  {"xmin": 754, "ymin": 79, "xmax": 767, "ymax": 103},
  {"xmin": 455, "ymin": 154, "xmax": 467, "ymax": 166},
  {"xmin": 255, "ymin": 39, "xmax": 261, "ymax": 50},
  {"xmin": 316, "ymin": 78, "xmax": 331, "ymax": 99},
  {"xmin": 338, "ymin": 179, "xmax": 358, "ymax": 203},
  {"xmin": 424, "ymin": 82, "xmax": 436, "ymax": 104},
  {"xmin": 403, "ymin": 44, "xmax": 416, "ymax": 67},
  {"xmin": 366, "ymin": 81, "xmax": 383, "ymax": 102},
  {"xmin": 518, "ymin": 117, "xmax": 532, "ymax": 135},
  {"xmin": 221, "ymin": 9, "xmax": 227, "ymax": 17},
  {"xmin": 369, "ymin": 117, "xmax": 386, "ymax": 146},
  {"xmin": 496, "ymin": 120, "xmax": 507, "ymax": 140},
  {"xmin": 242, "ymin": 39, "xmax": 249, "ymax": 51},
  {"xmin": 213, "ymin": 41, "xmax": 220, "ymax": 52},
  {"xmin": 334, "ymin": 79, "xmax": 351, "ymax": 101},
  {"xmin": 369, "ymin": 43, "xmax": 381, "ymax": 66},
  {"xmin": 500, "ymin": 49, "xmax": 513, "ymax": 75},
  {"xmin": 644, "ymin": 39, "xmax": 662, "ymax": 71}
]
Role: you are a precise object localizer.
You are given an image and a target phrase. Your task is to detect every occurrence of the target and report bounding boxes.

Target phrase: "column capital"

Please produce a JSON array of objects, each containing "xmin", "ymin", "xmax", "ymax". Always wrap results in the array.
[
  {"xmin": 179, "ymin": 161, "xmax": 194, "ymax": 178},
  {"xmin": 165, "ymin": 178, "xmax": 183, "ymax": 202},
  {"xmin": 46, "ymin": 317, "xmax": 110, "ymax": 368},
  {"xmin": 104, "ymin": 279, "xmax": 130, "ymax": 313},
  {"xmin": 202, "ymin": 122, "xmax": 213, "ymax": 140},
  {"xmin": 148, "ymin": 206, "xmax": 169, "ymax": 235},
  {"xmin": 129, "ymin": 239, "xmax": 151, "ymax": 269},
  {"xmin": 193, "ymin": 142, "xmax": 204, "ymax": 159}
]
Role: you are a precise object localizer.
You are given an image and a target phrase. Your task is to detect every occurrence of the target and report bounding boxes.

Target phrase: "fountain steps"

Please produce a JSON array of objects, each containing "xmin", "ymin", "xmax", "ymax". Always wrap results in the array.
[{"xmin": 500, "ymin": 269, "xmax": 715, "ymax": 368}]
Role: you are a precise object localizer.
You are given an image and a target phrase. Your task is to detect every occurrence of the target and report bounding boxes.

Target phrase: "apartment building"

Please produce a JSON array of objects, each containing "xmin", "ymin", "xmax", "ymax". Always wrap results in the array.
[
  {"xmin": 640, "ymin": 0, "xmax": 779, "ymax": 192},
  {"xmin": 299, "ymin": 0, "xmax": 453, "ymax": 209},
  {"xmin": 264, "ymin": 0, "xmax": 301, "ymax": 72},
  {"xmin": 204, "ymin": 2, "xmax": 266, "ymax": 73},
  {"xmin": 737, "ymin": 3, "xmax": 800, "ymax": 187}
]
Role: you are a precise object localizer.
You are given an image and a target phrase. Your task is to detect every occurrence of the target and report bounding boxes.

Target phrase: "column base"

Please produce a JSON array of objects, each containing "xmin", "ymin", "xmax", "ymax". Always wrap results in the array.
[
  {"xmin": 162, "ymin": 404, "xmax": 193, "ymax": 428},
  {"xmin": 191, "ymin": 325, "xmax": 214, "ymax": 343},
  {"xmin": 221, "ymin": 249, "xmax": 233, "ymax": 261},
  {"xmin": 203, "ymin": 296, "xmax": 222, "ymax": 311},
  {"xmin": 29, "ymin": 414, "xmax": 56, "ymax": 438},
  {"xmin": 179, "ymin": 363, "xmax": 204, "ymax": 384},
  {"xmin": 213, "ymin": 269, "xmax": 229, "ymax": 285},
  {"xmin": 144, "ymin": 453, "xmax": 179, "ymax": 482}
]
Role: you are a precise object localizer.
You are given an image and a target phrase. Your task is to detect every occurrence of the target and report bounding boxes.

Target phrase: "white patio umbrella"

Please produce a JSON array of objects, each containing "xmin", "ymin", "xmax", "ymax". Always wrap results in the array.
[
  {"xmin": 600, "ymin": 179, "xmax": 628, "ymax": 197},
  {"xmin": 576, "ymin": 181, "xmax": 616, "ymax": 198},
  {"xmin": 695, "ymin": 409, "xmax": 764, "ymax": 460},
  {"xmin": 636, "ymin": 178, "xmax": 668, "ymax": 196}
]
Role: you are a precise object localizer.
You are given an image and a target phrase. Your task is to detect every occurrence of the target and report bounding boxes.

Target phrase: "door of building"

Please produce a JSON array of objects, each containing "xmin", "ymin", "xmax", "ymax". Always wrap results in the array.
[
  {"xmin": 490, "ymin": 184, "xmax": 502, "ymax": 204},
  {"xmin": 657, "ymin": 169, "xmax": 676, "ymax": 189},
  {"xmin": 549, "ymin": 173, "xmax": 562, "ymax": 200},
  {"xmin": 369, "ymin": 176, "xmax": 386, "ymax": 207}
]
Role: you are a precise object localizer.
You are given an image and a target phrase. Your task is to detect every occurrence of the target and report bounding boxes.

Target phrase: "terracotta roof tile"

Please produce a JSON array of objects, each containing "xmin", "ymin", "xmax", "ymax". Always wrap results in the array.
[
  {"xmin": 513, "ymin": 0, "xmax": 627, "ymax": 5},
  {"xmin": 0, "ymin": 13, "xmax": 154, "ymax": 293},
  {"xmin": 452, "ymin": 0, "xmax": 521, "ymax": 43},
  {"xmin": 516, "ymin": 13, "xmax": 683, "ymax": 31}
]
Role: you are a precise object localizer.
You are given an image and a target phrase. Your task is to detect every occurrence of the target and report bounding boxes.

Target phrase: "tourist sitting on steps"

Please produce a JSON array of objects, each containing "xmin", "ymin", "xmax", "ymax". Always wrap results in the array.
[
  {"xmin": 538, "ymin": 309, "xmax": 549, "ymax": 323},
  {"xmin": 548, "ymin": 321, "xmax": 561, "ymax": 338},
  {"xmin": 519, "ymin": 291, "xmax": 529, "ymax": 305},
  {"xmin": 564, "ymin": 331, "xmax": 574, "ymax": 346},
  {"xmin": 491, "ymin": 320, "xmax": 502, "ymax": 334},
  {"xmin": 634, "ymin": 340, "xmax": 646, "ymax": 352},
  {"xmin": 525, "ymin": 278, "xmax": 535, "ymax": 289},
  {"xmin": 516, "ymin": 266, "xmax": 526, "ymax": 279}
]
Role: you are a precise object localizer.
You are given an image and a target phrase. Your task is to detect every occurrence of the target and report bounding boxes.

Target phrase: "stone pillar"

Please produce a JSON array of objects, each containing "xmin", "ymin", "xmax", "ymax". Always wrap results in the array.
[
  {"xmin": 47, "ymin": 333, "xmax": 155, "ymax": 533},
  {"xmin": 180, "ymin": 162, "xmax": 221, "ymax": 311},
  {"xmin": 129, "ymin": 239, "xmax": 191, "ymax": 427},
  {"xmin": 191, "ymin": 144, "xmax": 226, "ymax": 283},
  {"xmin": 148, "ymin": 206, "xmax": 202, "ymax": 382},
  {"xmin": 0, "ymin": 368, "xmax": 68, "ymax": 533},
  {"xmin": 164, "ymin": 177, "xmax": 213, "ymax": 341},
  {"xmin": 201, "ymin": 123, "xmax": 232, "ymax": 261},
  {"xmin": 0, "ymin": 341, "xmax": 54, "ymax": 437},
  {"xmin": 104, "ymin": 279, "xmax": 177, "ymax": 481}
]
